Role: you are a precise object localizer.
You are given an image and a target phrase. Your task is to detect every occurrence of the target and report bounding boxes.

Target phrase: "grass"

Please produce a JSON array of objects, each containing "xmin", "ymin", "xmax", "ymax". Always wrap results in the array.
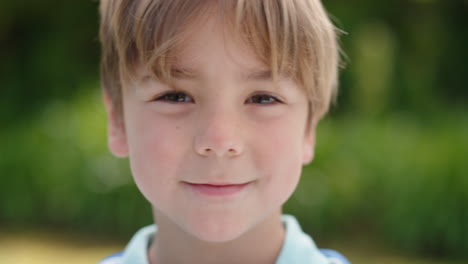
[{"xmin": 0, "ymin": 229, "xmax": 122, "ymax": 264}]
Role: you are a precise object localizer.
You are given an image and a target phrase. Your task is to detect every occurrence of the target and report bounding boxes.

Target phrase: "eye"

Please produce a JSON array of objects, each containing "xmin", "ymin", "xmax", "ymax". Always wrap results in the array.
[
  {"xmin": 154, "ymin": 91, "xmax": 194, "ymax": 103},
  {"xmin": 246, "ymin": 94, "xmax": 281, "ymax": 105}
]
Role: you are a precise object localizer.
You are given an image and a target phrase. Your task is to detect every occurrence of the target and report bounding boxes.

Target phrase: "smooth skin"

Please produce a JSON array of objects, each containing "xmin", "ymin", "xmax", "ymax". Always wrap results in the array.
[{"xmin": 104, "ymin": 14, "xmax": 317, "ymax": 264}]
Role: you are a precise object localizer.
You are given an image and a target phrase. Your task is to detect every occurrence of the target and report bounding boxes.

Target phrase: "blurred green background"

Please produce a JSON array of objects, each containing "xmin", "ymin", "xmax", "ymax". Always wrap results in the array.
[{"xmin": 1, "ymin": 0, "xmax": 467, "ymax": 263}]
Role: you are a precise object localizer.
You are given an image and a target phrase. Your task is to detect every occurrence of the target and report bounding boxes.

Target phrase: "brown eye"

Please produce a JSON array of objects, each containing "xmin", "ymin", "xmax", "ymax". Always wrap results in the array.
[
  {"xmin": 246, "ymin": 94, "xmax": 281, "ymax": 105},
  {"xmin": 155, "ymin": 92, "xmax": 194, "ymax": 103}
]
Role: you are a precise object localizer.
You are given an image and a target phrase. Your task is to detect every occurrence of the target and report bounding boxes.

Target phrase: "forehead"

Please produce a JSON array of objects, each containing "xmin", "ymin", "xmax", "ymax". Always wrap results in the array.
[
  {"xmin": 132, "ymin": 7, "xmax": 298, "ymax": 93},
  {"xmin": 172, "ymin": 14, "xmax": 268, "ymax": 78}
]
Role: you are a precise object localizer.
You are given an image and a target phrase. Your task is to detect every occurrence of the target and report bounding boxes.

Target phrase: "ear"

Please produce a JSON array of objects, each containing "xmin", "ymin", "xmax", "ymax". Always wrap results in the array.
[
  {"xmin": 103, "ymin": 91, "xmax": 129, "ymax": 158},
  {"xmin": 302, "ymin": 120, "xmax": 317, "ymax": 165}
]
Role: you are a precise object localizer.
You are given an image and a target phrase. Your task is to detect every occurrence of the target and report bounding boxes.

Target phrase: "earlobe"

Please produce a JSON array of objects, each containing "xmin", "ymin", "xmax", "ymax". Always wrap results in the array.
[
  {"xmin": 302, "ymin": 141, "xmax": 315, "ymax": 165},
  {"xmin": 103, "ymin": 92, "xmax": 129, "ymax": 158},
  {"xmin": 302, "ymin": 124, "xmax": 316, "ymax": 165}
]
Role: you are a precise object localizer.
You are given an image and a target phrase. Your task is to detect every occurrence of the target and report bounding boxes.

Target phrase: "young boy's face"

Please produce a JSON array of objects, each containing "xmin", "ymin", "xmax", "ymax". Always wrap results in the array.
[{"xmin": 105, "ymin": 15, "xmax": 316, "ymax": 243}]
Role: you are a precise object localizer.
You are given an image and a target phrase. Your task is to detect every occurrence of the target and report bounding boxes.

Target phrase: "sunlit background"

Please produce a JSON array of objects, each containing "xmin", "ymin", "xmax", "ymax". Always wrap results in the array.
[{"xmin": 1, "ymin": 0, "xmax": 467, "ymax": 263}]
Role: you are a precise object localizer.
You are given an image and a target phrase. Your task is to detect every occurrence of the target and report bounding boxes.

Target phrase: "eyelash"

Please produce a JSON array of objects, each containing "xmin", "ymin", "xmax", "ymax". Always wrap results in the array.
[
  {"xmin": 153, "ymin": 91, "xmax": 282, "ymax": 105},
  {"xmin": 154, "ymin": 91, "xmax": 194, "ymax": 104}
]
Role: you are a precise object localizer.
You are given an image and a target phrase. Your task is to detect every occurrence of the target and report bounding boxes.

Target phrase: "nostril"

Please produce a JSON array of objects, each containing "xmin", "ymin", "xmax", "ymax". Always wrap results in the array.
[{"xmin": 195, "ymin": 144, "xmax": 242, "ymax": 157}]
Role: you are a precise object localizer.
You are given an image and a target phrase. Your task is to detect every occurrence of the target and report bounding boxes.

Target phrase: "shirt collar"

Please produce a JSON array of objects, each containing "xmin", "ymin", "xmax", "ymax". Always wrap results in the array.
[
  {"xmin": 276, "ymin": 214, "xmax": 329, "ymax": 264},
  {"xmin": 119, "ymin": 214, "xmax": 328, "ymax": 264}
]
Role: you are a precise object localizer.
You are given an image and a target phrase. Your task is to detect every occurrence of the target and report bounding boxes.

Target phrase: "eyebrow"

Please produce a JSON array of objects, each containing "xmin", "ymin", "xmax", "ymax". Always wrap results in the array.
[
  {"xmin": 171, "ymin": 67, "xmax": 274, "ymax": 82},
  {"xmin": 243, "ymin": 70, "xmax": 273, "ymax": 81}
]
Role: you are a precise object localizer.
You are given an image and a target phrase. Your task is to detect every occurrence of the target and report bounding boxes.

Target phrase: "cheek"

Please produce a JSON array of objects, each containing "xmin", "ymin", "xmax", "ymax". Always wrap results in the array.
[
  {"xmin": 124, "ymin": 111, "xmax": 189, "ymax": 202},
  {"xmin": 251, "ymin": 116, "xmax": 305, "ymax": 201}
]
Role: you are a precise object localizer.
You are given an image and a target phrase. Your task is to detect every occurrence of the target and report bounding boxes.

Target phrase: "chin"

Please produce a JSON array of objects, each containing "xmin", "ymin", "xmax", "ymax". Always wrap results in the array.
[{"xmin": 184, "ymin": 212, "xmax": 251, "ymax": 243}]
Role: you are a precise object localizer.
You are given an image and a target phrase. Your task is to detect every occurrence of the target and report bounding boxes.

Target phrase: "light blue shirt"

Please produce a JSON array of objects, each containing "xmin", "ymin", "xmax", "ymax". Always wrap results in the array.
[{"xmin": 99, "ymin": 215, "xmax": 350, "ymax": 264}]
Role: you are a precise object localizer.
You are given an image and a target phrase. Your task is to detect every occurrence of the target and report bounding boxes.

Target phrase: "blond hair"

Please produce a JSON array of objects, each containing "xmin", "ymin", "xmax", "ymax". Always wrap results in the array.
[{"xmin": 99, "ymin": 0, "xmax": 342, "ymax": 123}]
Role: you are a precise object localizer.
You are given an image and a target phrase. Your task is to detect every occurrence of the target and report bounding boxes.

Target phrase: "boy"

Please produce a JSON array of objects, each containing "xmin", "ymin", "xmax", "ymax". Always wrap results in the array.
[{"xmin": 98, "ymin": 0, "xmax": 349, "ymax": 263}]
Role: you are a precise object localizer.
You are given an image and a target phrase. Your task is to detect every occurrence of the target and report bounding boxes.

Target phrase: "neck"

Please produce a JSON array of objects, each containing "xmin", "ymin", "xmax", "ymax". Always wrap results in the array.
[{"xmin": 148, "ymin": 210, "xmax": 285, "ymax": 264}]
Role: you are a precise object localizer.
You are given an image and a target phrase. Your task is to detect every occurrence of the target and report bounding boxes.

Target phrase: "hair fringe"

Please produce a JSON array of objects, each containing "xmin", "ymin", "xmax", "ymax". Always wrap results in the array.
[{"xmin": 99, "ymin": 0, "xmax": 344, "ymax": 123}]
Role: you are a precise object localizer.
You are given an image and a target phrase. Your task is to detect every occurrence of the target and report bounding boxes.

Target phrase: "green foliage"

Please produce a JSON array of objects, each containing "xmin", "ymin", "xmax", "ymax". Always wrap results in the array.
[
  {"xmin": 0, "ymin": 88, "xmax": 152, "ymax": 238},
  {"xmin": 286, "ymin": 113, "xmax": 468, "ymax": 258}
]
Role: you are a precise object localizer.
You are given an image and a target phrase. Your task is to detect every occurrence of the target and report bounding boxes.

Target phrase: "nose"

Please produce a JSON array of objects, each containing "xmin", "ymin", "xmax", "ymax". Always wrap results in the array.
[{"xmin": 194, "ymin": 108, "xmax": 244, "ymax": 158}]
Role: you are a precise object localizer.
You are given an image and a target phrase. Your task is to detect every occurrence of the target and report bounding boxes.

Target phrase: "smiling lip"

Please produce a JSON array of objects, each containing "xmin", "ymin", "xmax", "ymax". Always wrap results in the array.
[{"xmin": 184, "ymin": 182, "xmax": 251, "ymax": 197}]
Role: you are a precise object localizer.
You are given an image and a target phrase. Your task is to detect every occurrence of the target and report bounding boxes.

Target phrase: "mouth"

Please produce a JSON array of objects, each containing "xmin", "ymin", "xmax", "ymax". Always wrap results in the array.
[{"xmin": 183, "ymin": 181, "xmax": 252, "ymax": 197}]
